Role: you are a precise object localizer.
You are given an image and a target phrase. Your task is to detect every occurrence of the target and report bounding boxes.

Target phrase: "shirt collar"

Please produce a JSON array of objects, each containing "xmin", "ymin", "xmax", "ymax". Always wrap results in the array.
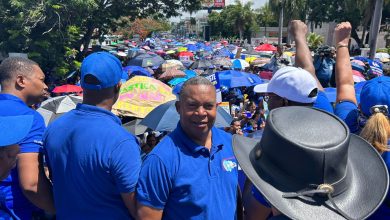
[
  {"xmin": 0, "ymin": 93, "xmax": 25, "ymax": 104},
  {"xmin": 76, "ymin": 103, "xmax": 121, "ymax": 125},
  {"xmin": 171, "ymin": 122, "xmax": 225, "ymax": 154}
]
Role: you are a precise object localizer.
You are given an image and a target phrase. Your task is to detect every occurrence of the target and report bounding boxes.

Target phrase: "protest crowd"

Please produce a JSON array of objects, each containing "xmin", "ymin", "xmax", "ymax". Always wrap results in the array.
[{"xmin": 0, "ymin": 19, "xmax": 390, "ymax": 220}]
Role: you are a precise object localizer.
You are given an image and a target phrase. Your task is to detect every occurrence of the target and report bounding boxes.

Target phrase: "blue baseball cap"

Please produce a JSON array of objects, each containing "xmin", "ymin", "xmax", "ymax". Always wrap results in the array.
[
  {"xmin": 0, "ymin": 115, "xmax": 33, "ymax": 147},
  {"xmin": 81, "ymin": 52, "xmax": 122, "ymax": 90},
  {"xmin": 360, "ymin": 76, "xmax": 390, "ymax": 116}
]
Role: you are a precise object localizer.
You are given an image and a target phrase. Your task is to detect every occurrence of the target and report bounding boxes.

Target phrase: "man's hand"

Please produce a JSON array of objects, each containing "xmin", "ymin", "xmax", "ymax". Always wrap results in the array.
[
  {"xmin": 334, "ymin": 22, "xmax": 352, "ymax": 47},
  {"xmin": 288, "ymin": 20, "xmax": 308, "ymax": 40}
]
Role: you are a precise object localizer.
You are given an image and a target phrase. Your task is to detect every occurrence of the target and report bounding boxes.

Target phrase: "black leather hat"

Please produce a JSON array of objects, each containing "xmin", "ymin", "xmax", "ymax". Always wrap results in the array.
[{"xmin": 233, "ymin": 106, "xmax": 389, "ymax": 220}]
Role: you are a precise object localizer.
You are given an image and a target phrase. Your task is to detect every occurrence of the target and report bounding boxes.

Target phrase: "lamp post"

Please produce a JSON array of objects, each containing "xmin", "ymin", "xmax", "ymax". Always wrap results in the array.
[
  {"xmin": 369, "ymin": 0, "xmax": 384, "ymax": 59},
  {"xmin": 278, "ymin": 0, "xmax": 284, "ymax": 47}
]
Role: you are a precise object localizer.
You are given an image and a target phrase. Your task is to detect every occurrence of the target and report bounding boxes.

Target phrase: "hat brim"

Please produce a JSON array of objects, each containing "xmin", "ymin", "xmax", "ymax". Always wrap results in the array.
[
  {"xmin": 233, "ymin": 134, "xmax": 389, "ymax": 220},
  {"xmin": 254, "ymin": 83, "xmax": 269, "ymax": 93},
  {"xmin": 0, "ymin": 115, "xmax": 33, "ymax": 146}
]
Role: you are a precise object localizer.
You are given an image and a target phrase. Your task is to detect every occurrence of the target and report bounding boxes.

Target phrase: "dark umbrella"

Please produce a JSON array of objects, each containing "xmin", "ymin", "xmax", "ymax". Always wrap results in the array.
[
  {"xmin": 189, "ymin": 60, "xmax": 213, "ymax": 69},
  {"xmin": 140, "ymin": 100, "xmax": 232, "ymax": 131},
  {"xmin": 37, "ymin": 95, "xmax": 82, "ymax": 125},
  {"xmin": 122, "ymin": 119, "xmax": 149, "ymax": 135},
  {"xmin": 127, "ymin": 53, "xmax": 165, "ymax": 67}
]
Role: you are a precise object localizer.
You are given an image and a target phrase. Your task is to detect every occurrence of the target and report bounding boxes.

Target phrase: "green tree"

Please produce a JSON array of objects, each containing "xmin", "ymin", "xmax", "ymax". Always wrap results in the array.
[
  {"xmin": 0, "ymin": 0, "xmax": 202, "ymax": 77},
  {"xmin": 307, "ymin": 32, "xmax": 324, "ymax": 50},
  {"xmin": 255, "ymin": 3, "xmax": 277, "ymax": 37}
]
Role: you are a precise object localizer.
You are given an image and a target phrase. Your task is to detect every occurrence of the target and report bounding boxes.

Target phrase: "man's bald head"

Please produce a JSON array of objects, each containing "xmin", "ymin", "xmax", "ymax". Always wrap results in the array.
[{"xmin": 179, "ymin": 76, "xmax": 216, "ymax": 101}]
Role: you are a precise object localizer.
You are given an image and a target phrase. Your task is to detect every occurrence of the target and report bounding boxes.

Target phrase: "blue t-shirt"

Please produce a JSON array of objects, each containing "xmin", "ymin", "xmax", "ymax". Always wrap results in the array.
[
  {"xmin": 136, "ymin": 123, "xmax": 238, "ymax": 219},
  {"xmin": 313, "ymin": 91, "xmax": 334, "ymax": 114},
  {"xmin": 0, "ymin": 94, "xmax": 45, "ymax": 219},
  {"xmin": 43, "ymin": 104, "xmax": 141, "ymax": 219},
  {"xmin": 334, "ymin": 101, "xmax": 360, "ymax": 134}
]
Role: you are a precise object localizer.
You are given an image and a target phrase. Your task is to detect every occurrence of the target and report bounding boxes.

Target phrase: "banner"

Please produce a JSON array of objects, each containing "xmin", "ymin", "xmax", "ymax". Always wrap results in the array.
[
  {"xmin": 201, "ymin": 0, "xmax": 225, "ymax": 8},
  {"xmin": 112, "ymin": 76, "xmax": 176, "ymax": 118},
  {"xmin": 205, "ymin": 73, "xmax": 222, "ymax": 103}
]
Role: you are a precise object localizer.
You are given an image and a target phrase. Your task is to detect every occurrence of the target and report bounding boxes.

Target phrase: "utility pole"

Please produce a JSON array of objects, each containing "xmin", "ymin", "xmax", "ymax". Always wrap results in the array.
[
  {"xmin": 369, "ymin": 0, "xmax": 384, "ymax": 59},
  {"xmin": 278, "ymin": 0, "xmax": 284, "ymax": 47}
]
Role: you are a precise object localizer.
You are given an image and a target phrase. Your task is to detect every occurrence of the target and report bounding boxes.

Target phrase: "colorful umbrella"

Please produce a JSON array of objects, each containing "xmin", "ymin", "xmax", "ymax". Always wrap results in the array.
[
  {"xmin": 255, "ymin": 44, "xmax": 277, "ymax": 52},
  {"xmin": 112, "ymin": 76, "xmax": 176, "ymax": 118},
  {"xmin": 159, "ymin": 68, "xmax": 186, "ymax": 80},
  {"xmin": 52, "ymin": 84, "xmax": 82, "ymax": 94},
  {"xmin": 232, "ymin": 59, "xmax": 250, "ymax": 69}
]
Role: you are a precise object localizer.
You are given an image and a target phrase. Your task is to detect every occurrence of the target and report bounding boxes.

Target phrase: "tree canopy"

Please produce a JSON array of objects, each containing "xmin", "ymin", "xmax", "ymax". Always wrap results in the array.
[{"xmin": 0, "ymin": 0, "xmax": 202, "ymax": 76}]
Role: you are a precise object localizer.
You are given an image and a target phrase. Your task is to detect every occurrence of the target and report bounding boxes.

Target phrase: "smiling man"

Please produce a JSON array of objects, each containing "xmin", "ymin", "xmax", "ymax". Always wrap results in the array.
[{"xmin": 136, "ymin": 76, "xmax": 238, "ymax": 219}]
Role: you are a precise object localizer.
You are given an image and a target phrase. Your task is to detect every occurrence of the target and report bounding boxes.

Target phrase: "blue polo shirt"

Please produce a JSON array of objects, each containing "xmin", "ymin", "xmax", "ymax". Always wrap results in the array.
[
  {"xmin": 0, "ymin": 93, "xmax": 45, "ymax": 219},
  {"xmin": 313, "ymin": 91, "xmax": 334, "ymax": 114},
  {"xmin": 43, "ymin": 103, "xmax": 141, "ymax": 219},
  {"xmin": 136, "ymin": 123, "xmax": 238, "ymax": 219}
]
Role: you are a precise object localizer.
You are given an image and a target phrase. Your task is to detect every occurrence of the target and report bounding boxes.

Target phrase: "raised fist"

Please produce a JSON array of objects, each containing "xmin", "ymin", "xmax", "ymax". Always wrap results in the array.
[
  {"xmin": 334, "ymin": 22, "xmax": 352, "ymax": 47},
  {"xmin": 288, "ymin": 20, "xmax": 308, "ymax": 39}
]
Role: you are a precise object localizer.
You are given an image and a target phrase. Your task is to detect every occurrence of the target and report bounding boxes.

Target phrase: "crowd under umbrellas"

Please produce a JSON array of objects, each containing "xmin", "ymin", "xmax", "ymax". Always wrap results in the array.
[
  {"xmin": 3, "ymin": 21, "xmax": 390, "ymax": 219},
  {"xmin": 41, "ymin": 36, "xmax": 390, "ymax": 143}
]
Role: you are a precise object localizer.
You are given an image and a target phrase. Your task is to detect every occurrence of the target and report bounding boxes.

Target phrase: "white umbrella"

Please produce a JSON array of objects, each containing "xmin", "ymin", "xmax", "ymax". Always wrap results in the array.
[{"xmin": 37, "ymin": 95, "xmax": 82, "ymax": 125}]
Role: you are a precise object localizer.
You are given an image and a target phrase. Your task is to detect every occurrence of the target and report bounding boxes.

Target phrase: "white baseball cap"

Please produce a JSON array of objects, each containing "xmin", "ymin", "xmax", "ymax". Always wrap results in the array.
[{"xmin": 254, "ymin": 66, "xmax": 318, "ymax": 103}]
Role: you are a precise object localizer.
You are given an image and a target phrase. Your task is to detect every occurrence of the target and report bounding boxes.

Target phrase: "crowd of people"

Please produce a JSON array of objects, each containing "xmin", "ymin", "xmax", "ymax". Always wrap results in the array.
[{"xmin": 0, "ymin": 19, "xmax": 389, "ymax": 220}]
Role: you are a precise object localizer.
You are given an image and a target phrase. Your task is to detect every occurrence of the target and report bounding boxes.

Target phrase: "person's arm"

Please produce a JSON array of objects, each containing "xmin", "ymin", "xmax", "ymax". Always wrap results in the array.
[
  {"xmin": 289, "ymin": 20, "xmax": 324, "ymax": 91},
  {"xmin": 334, "ymin": 22, "xmax": 357, "ymax": 104},
  {"xmin": 18, "ymin": 152, "xmax": 56, "ymax": 213},
  {"xmin": 111, "ymin": 139, "xmax": 142, "ymax": 218},
  {"xmin": 137, "ymin": 204, "xmax": 163, "ymax": 220},
  {"xmin": 121, "ymin": 192, "xmax": 137, "ymax": 219},
  {"xmin": 136, "ymin": 155, "xmax": 172, "ymax": 220}
]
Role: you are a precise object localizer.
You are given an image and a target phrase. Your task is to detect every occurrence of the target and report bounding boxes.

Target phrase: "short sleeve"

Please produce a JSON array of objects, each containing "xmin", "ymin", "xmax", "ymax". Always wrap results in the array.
[
  {"xmin": 313, "ymin": 91, "xmax": 334, "ymax": 114},
  {"xmin": 335, "ymin": 101, "xmax": 359, "ymax": 133},
  {"xmin": 110, "ymin": 139, "xmax": 141, "ymax": 193},
  {"xmin": 20, "ymin": 112, "xmax": 45, "ymax": 153},
  {"xmin": 136, "ymin": 154, "xmax": 172, "ymax": 210}
]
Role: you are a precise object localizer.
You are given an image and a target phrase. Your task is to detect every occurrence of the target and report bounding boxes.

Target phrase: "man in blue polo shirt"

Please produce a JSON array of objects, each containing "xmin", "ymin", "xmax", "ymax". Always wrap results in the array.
[
  {"xmin": 0, "ymin": 57, "xmax": 55, "ymax": 219},
  {"xmin": 0, "ymin": 115, "xmax": 34, "ymax": 219},
  {"xmin": 43, "ymin": 52, "xmax": 141, "ymax": 219},
  {"xmin": 136, "ymin": 76, "xmax": 238, "ymax": 219}
]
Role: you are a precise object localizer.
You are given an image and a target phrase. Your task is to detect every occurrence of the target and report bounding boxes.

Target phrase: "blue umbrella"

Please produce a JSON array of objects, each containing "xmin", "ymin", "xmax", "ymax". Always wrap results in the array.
[
  {"xmin": 186, "ymin": 44, "xmax": 198, "ymax": 52},
  {"xmin": 217, "ymin": 70, "xmax": 264, "ymax": 88},
  {"xmin": 123, "ymin": 66, "xmax": 152, "ymax": 77},
  {"xmin": 213, "ymin": 48, "xmax": 232, "ymax": 57},
  {"xmin": 172, "ymin": 82, "xmax": 185, "ymax": 95},
  {"xmin": 140, "ymin": 100, "xmax": 233, "ymax": 131},
  {"xmin": 168, "ymin": 70, "xmax": 197, "ymax": 86}
]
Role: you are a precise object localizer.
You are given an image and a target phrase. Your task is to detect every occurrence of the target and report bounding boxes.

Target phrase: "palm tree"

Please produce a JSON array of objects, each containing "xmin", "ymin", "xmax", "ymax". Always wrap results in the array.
[
  {"xmin": 255, "ymin": 3, "xmax": 276, "ymax": 37},
  {"xmin": 307, "ymin": 32, "xmax": 324, "ymax": 50},
  {"xmin": 229, "ymin": 0, "xmax": 255, "ymax": 40}
]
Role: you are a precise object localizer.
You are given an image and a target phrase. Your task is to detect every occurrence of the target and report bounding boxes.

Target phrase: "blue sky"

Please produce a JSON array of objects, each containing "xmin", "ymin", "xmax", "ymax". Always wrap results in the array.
[{"xmin": 171, "ymin": 0, "xmax": 268, "ymax": 22}]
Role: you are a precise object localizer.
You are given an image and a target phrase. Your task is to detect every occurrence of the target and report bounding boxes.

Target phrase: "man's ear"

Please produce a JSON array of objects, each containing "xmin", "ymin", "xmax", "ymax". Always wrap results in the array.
[
  {"xmin": 175, "ymin": 101, "xmax": 180, "ymax": 113},
  {"xmin": 114, "ymin": 82, "xmax": 122, "ymax": 93},
  {"xmin": 15, "ymin": 75, "xmax": 27, "ymax": 89}
]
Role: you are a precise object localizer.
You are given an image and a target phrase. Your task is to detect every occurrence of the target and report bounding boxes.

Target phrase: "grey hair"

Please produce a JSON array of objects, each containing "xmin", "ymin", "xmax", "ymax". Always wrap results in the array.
[
  {"xmin": 179, "ymin": 76, "xmax": 215, "ymax": 101},
  {"xmin": 0, "ymin": 57, "xmax": 38, "ymax": 85}
]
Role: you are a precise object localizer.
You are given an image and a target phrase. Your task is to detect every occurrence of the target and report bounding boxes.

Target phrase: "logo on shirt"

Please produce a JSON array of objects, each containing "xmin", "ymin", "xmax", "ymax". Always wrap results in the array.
[{"xmin": 222, "ymin": 157, "xmax": 237, "ymax": 172}]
